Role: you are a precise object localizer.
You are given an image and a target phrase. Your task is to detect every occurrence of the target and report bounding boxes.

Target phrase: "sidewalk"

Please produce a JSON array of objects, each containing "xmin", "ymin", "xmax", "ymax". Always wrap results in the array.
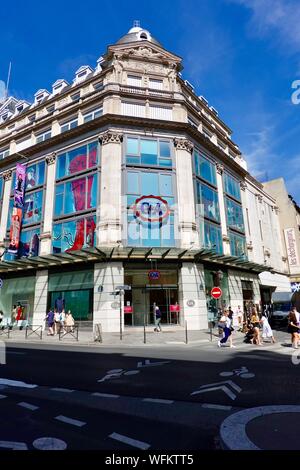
[{"xmin": 0, "ymin": 324, "xmax": 216, "ymax": 347}]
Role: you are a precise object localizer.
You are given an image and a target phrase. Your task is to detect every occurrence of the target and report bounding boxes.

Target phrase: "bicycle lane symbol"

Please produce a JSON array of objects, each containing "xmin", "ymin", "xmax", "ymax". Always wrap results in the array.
[{"xmin": 219, "ymin": 366, "xmax": 255, "ymax": 379}]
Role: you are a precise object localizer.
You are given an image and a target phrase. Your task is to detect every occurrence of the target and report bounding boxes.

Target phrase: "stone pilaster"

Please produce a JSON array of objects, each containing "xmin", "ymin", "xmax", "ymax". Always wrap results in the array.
[
  {"xmin": 98, "ymin": 131, "xmax": 123, "ymax": 245},
  {"xmin": 41, "ymin": 153, "xmax": 56, "ymax": 255},
  {"xmin": 32, "ymin": 270, "xmax": 48, "ymax": 328},
  {"xmin": 216, "ymin": 166, "xmax": 230, "ymax": 255},
  {"xmin": 173, "ymin": 138, "xmax": 199, "ymax": 248},
  {"xmin": 0, "ymin": 170, "xmax": 13, "ymax": 242}
]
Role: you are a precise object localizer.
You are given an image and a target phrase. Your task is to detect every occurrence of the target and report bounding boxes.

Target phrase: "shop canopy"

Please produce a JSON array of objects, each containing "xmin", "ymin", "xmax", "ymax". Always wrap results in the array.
[{"xmin": 0, "ymin": 246, "xmax": 273, "ymax": 274}]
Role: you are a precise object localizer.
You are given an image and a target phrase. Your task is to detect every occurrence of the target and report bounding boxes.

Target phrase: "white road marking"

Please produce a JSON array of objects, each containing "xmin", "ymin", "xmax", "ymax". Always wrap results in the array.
[
  {"xmin": 18, "ymin": 402, "xmax": 39, "ymax": 411},
  {"xmin": 143, "ymin": 398, "xmax": 174, "ymax": 404},
  {"xmin": 0, "ymin": 378, "xmax": 37, "ymax": 388},
  {"xmin": 137, "ymin": 359, "xmax": 171, "ymax": 368},
  {"xmin": 33, "ymin": 437, "xmax": 67, "ymax": 450},
  {"xmin": 109, "ymin": 432, "xmax": 150, "ymax": 450},
  {"xmin": 220, "ymin": 405, "xmax": 300, "ymax": 450},
  {"xmin": 191, "ymin": 385, "xmax": 238, "ymax": 400},
  {"xmin": 123, "ymin": 370, "xmax": 140, "ymax": 376},
  {"xmin": 0, "ymin": 394, "xmax": 7, "ymax": 399},
  {"xmin": 92, "ymin": 392, "xmax": 120, "ymax": 398},
  {"xmin": 51, "ymin": 388, "xmax": 74, "ymax": 393},
  {"xmin": 55, "ymin": 415, "xmax": 86, "ymax": 427},
  {"xmin": 198, "ymin": 380, "xmax": 242, "ymax": 393},
  {"xmin": 7, "ymin": 352, "xmax": 26, "ymax": 355},
  {"xmin": 202, "ymin": 403, "xmax": 232, "ymax": 410},
  {"xmin": 0, "ymin": 440, "xmax": 28, "ymax": 450}
]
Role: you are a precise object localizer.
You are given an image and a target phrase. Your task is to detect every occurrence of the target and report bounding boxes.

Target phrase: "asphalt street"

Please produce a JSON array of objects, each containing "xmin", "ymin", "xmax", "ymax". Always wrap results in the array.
[{"xmin": 0, "ymin": 327, "xmax": 299, "ymax": 450}]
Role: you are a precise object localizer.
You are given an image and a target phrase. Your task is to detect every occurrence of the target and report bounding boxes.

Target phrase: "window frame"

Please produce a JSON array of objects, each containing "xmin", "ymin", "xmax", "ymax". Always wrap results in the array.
[
  {"xmin": 35, "ymin": 129, "xmax": 51, "ymax": 144},
  {"xmin": 125, "ymin": 135, "xmax": 173, "ymax": 168}
]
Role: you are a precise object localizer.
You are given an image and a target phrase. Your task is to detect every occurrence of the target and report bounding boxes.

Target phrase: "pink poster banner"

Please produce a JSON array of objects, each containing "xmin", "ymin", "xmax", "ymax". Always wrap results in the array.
[{"xmin": 14, "ymin": 163, "xmax": 26, "ymax": 208}]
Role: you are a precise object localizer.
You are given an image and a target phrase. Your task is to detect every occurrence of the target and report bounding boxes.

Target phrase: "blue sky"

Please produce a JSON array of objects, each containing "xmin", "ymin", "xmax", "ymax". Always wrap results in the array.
[{"xmin": 1, "ymin": 0, "xmax": 300, "ymax": 201}]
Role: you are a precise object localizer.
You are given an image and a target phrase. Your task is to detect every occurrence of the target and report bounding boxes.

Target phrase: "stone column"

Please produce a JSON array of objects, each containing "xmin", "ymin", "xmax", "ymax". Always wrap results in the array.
[
  {"xmin": 40, "ymin": 152, "xmax": 56, "ymax": 255},
  {"xmin": 93, "ymin": 261, "xmax": 124, "ymax": 332},
  {"xmin": 173, "ymin": 138, "xmax": 199, "ymax": 248},
  {"xmin": 215, "ymin": 163, "xmax": 230, "ymax": 255},
  {"xmin": 0, "ymin": 170, "xmax": 12, "ymax": 242},
  {"xmin": 33, "ymin": 270, "xmax": 48, "ymax": 328},
  {"xmin": 179, "ymin": 262, "xmax": 207, "ymax": 330},
  {"xmin": 98, "ymin": 131, "xmax": 123, "ymax": 245}
]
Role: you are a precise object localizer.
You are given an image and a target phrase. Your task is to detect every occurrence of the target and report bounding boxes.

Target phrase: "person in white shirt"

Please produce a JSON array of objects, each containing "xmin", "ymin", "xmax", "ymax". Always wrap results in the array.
[
  {"xmin": 260, "ymin": 314, "xmax": 275, "ymax": 343},
  {"xmin": 232, "ymin": 306, "xmax": 243, "ymax": 332},
  {"xmin": 218, "ymin": 310, "xmax": 235, "ymax": 348}
]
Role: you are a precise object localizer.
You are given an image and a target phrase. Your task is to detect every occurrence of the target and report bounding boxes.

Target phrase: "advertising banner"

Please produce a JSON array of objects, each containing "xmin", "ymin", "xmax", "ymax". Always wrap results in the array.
[
  {"xmin": 8, "ymin": 207, "xmax": 23, "ymax": 254},
  {"xmin": 284, "ymin": 228, "xmax": 300, "ymax": 273},
  {"xmin": 14, "ymin": 163, "xmax": 26, "ymax": 208}
]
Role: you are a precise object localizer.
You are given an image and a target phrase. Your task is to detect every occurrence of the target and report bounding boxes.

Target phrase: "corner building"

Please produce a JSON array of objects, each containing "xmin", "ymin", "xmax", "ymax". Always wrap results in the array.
[{"xmin": 0, "ymin": 25, "xmax": 290, "ymax": 331}]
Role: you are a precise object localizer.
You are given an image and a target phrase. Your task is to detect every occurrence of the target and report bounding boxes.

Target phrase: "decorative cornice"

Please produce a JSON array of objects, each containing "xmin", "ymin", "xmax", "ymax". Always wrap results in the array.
[
  {"xmin": 247, "ymin": 242, "xmax": 253, "ymax": 251},
  {"xmin": 3, "ymin": 170, "xmax": 12, "ymax": 181},
  {"xmin": 240, "ymin": 181, "xmax": 247, "ymax": 191},
  {"xmin": 99, "ymin": 131, "xmax": 123, "ymax": 145},
  {"xmin": 222, "ymin": 234, "xmax": 230, "ymax": 242},
  {"xmin": 45, "ymin": 152, "xmax": 56, "ymax": 165},
  {"xmin": 216, "ymin": 163, "xmax": 224, "ymax": 175},
  {"xmin": 282, "ymin": 256, "xmax": 287, "ymax": 262},
  {"xmin": 173, "ymin": 138, "xmax": 194, "ymax": 153},
  {"xmin": 256, "ymin": 193, "xmax": 263, "ymax": 203}
]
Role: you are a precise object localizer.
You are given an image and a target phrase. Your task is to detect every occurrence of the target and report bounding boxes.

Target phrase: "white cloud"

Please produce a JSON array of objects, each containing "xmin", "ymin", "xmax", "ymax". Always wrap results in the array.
[{"xmin": 229, "ymin": 0, "xmax": 300, "ymax": 53}]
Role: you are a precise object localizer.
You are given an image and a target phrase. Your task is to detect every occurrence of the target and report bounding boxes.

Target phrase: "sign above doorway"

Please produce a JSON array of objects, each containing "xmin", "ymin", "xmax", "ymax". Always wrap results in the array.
[{"xmin": 148, "ymin": 270, "xmax": 161, "ymax": 281}]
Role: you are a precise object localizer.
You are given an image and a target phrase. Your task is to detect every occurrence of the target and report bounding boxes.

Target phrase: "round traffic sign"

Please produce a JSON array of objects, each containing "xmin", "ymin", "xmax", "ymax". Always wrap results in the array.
[{"xmin": 211, "ymin": 287, "xmax": 222, "ymax": 299}]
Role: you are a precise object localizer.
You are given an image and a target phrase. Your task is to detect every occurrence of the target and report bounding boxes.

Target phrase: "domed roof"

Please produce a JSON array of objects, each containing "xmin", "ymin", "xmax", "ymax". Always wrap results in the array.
[{"xmin": 116, "ymin": 24, "xmax": 163, "ymax": 48}]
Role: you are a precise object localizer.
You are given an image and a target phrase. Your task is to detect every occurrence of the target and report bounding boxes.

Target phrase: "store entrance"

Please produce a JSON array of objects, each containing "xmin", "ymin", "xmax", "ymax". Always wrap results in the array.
[{"xmin": 124, "ymin": 286, "xmax": 178, "ymax": 326}]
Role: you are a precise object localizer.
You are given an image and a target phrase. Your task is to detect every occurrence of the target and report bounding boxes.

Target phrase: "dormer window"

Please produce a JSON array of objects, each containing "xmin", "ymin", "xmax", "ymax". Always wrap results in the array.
[
  {"xmin": 52, "ymin": 79, "xmax": 69, "ymax": 95},
  {"xmin": 16, "ymin": 105, "xmax": 23, "ymax": 113},
  {"xmin": 139, "ymin": 30, "xmax": 150, "ymax": 40},
  {"xmin": 74, "ymin": 66, "xmax": 93, "ymax": 84},
  {"xmin": 34, "ymin": 89, "xmax": 50, "ymax": 105}
]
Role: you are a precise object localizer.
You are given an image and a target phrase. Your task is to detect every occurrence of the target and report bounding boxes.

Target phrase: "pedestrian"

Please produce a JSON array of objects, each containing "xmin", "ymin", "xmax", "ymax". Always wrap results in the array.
[
  {"xmin": 218, "ymin": 310, "xmax": 235, "ymax": 348},
  {"xmin": 45, "ymin": 308, "xmax": 55, "ymax": 336},
  {"xmin": 287, "ymin": 307, "xmax": 300, "ymax": 349},
  {"xmin": 65, "ymin": 310, "xmax": 75, "ymax": 333},
  {"xmin": 154, "ymin": 305, "xmax": 162, "ymax": 332},
  {"xmin": 232, "ymin": 306, "xmax": 243, "ymax": 332},
  {"xmin": 250, "ymin": 308, "xmax": 261, "ymax": 345},
  {"xmin": 54, "ymin": 308, "xmax": 61, "ymax": 335},
  {"xmin": 60, "ymin": 309, "xmax": 66, "ymax": 334},
  {"xmin": 260, "ymin": 314, "xmax": 275, "ymax": 343}
]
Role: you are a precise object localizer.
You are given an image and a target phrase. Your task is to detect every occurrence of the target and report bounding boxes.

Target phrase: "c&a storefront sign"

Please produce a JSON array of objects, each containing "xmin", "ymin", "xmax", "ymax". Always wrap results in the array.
[{"xmin": 133, "ymin": 195, "xmax": 170, "ymax": 224}]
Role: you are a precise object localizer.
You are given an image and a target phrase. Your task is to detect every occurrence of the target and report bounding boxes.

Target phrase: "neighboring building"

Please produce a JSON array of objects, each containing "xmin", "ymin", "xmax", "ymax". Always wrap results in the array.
[
  {"xmin": 263, "ymin": 178, "xmax": 300, "ymax": 308},
  {"xmin": 0, "ymin": 24, "xmax": 290, "ymax": 331}
]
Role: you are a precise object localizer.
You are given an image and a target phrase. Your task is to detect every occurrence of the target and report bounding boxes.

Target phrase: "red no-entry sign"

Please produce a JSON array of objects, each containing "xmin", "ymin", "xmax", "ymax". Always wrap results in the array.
[{"xmin": 211, "ymin": 287, "xmax": 222, "ymax": 299}]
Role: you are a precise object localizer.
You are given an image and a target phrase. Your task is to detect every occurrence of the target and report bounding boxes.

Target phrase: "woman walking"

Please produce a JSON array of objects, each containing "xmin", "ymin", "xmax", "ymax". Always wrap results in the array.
[
  {"xmin": 218, "ymin": 310, "xmax": 235, "ymax": 348},
  {"xmin": 288, "ymin": 307, "xmax": 300, "ymax": 349},
  {"xmin": 260, "ymin": 314, "xmax": 275, "ymax": 343},
  {"xmin": 250, "ymin": 308, "xmax": 261, "ymax": 345}
]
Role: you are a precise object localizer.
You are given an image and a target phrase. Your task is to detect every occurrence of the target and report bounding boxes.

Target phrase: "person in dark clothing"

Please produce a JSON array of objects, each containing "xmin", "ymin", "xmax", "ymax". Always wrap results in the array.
[{"xmin": 154, "ymin": 305, "xmax": 162, "ymax": 332}]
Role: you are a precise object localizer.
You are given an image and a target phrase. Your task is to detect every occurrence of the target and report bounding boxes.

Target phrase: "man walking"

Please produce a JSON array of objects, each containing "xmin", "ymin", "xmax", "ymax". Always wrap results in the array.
[{"xmin": 154, "ymin": 305, "xmax": 162, "ymax": 332}]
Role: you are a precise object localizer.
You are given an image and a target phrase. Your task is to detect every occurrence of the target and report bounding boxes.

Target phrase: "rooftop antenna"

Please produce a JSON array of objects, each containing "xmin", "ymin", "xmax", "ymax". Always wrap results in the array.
[
  {"xmin": 5, "ymin": 62, "xmax": 12, "ymax": 100},
  {"xmin": 133, "ymin": 20, "xmax": 140, "ymax": 28}
]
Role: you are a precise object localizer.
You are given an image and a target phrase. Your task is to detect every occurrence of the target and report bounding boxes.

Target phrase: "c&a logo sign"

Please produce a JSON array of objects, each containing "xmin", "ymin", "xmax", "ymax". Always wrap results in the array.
[{"xmin": 133, "ymin": 195, "xmax": 170, "ymax": 223}]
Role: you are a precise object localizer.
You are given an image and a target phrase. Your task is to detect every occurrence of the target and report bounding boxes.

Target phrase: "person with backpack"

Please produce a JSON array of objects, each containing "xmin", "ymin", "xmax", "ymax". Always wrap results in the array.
[{"xmin": 154, "ymin": 305, "xmax": 162, "ymax": 332}]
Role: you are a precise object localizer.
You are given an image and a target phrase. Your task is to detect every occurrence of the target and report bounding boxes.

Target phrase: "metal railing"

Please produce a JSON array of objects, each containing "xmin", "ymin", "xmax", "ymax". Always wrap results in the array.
[
  {"xmin": 25, "ymin": 324, "xmax": 43, "ymax": 340},
  {"xmin": 94, "ymin": 323, "xmax": 103, "ymax": 343},
  {"xmin": 59, "ymin": 324, "xmax": 79, "ymax": 341},
  {"xmin": 0, "ymin": 325, "xmax": 12, "ymax": 338}
]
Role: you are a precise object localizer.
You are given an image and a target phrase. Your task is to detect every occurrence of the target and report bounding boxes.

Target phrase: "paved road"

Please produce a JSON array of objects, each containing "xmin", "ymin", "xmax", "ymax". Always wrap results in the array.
[{"xmin": 0, "ymin": 328, "xmax": 299, "ymax": 450}]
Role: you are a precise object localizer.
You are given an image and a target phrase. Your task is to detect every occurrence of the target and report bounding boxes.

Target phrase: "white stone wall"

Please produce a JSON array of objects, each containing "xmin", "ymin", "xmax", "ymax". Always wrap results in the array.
[
  {"xmin": 93, "ymin": 262, "xmax": 124, "ymax": 332},
  {"xmin": 179, "ymin": 262, "xmax": 207, "ymax": 330},
  {"xmin": 33, "ymin": 270, "xmax": 48, "ymax": 328}
]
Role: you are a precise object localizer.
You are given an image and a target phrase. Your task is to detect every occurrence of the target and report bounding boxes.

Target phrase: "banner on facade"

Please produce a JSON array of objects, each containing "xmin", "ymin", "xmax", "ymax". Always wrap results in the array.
[
  {"xmin": 284, "ymin": 228, "xmax": 300, "ymax": 271},
  {"xmin": 14, "ymin": 163, "xmax": 26, "ymax": 208},
  {"xmin": 8, "ymin": 207, "xmax": 23, "ymax": 254}
]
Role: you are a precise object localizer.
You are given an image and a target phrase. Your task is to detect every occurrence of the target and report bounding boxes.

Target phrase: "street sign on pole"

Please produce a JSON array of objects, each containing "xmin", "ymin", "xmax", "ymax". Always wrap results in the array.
[{"xmin": 211, "ymin": 287, "xmax": 222, "ymax": 299}]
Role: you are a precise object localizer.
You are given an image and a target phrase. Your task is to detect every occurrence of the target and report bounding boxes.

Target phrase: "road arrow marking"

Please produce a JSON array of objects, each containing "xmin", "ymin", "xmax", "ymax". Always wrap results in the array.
[
  {"xmin": 191, "ymin": 385, "xmax": 238, "ymax": 400},
  {"xmin": 191, "ymin": 380, "xmax": 242, "ymax": 400},
  {"xmin": 0, "ymin": 440, "xmax": 28, "ymax": 450},
  {"xmin": 199, "ymin": 380, "xmax": 242, "ymax": 393},
  {"xmin": 137, "ymin": 360, "xmax": 171, "ymax": 368}
]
